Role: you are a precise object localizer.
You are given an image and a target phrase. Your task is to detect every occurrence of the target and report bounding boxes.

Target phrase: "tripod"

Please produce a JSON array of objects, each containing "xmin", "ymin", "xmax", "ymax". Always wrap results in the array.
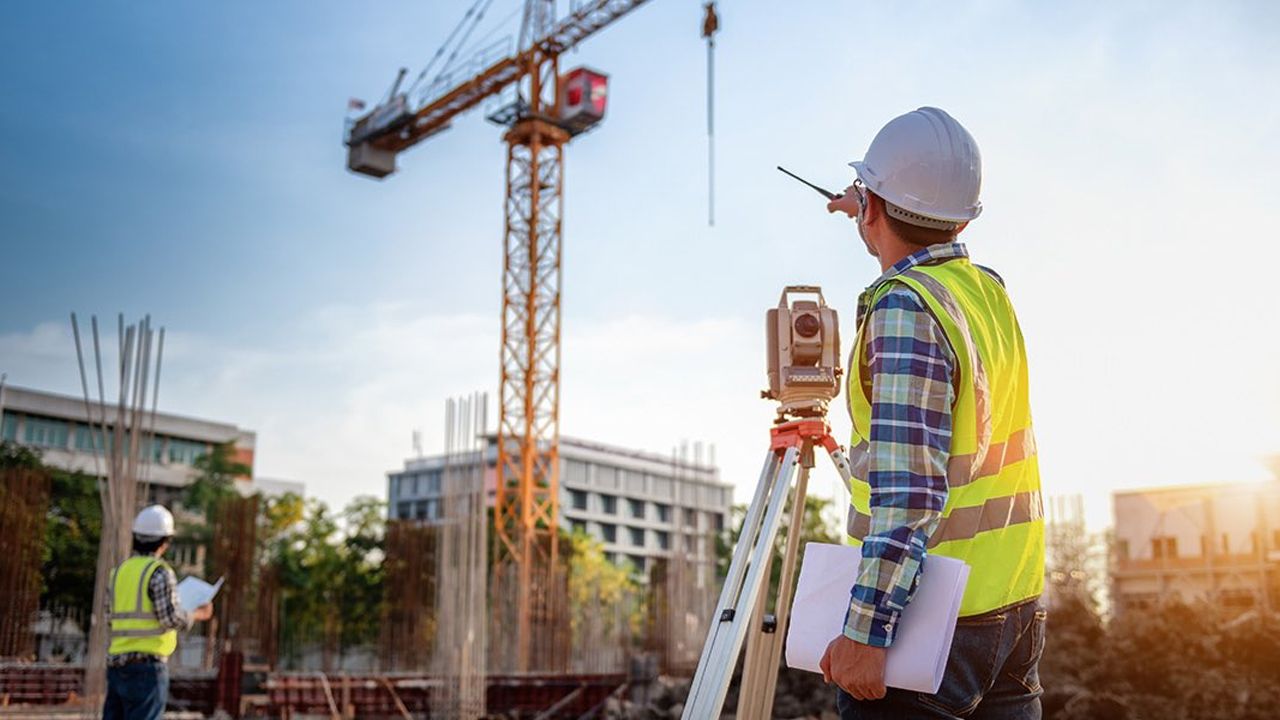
[{"xmin": 682, "ymin": 416, "xmax": 854, "ymax": 720}]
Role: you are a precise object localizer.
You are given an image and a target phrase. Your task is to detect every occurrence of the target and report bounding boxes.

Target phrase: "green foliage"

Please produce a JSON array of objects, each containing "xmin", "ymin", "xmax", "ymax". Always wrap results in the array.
[
  {"xmin": 565, "ymin": 528, "xmax": 641, "ymax": 639},
  {"xmin": 0, "ymin": 440, "xmax": 43, "ymax": 469},
  {"xmin": 270, "ymin": 495, "xmax": 386, "ymax": 667},
  {"xmin": 185, "ymin": 442, "xmax": 250, "ymax": 516},
  {"xmin": 716, "ymin": 492, "xmax": 843, "ymax": 605},
  {"xmin": 0, "ymin": 441, "xmax": 99, "ymax": 631},
  {"xmin": 41, "ymin": 470, "xmax": 102, "ymax": 629}
]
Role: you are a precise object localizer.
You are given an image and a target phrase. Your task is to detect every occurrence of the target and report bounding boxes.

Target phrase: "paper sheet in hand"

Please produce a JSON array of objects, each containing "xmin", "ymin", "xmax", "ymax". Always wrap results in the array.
[
  {"xmin": 176, "ymin": 576, "xmax": 224, "ymax": 611},
  {"xmin": 785, "ymin": 543, "xmax": 970, "ymax": 693}
]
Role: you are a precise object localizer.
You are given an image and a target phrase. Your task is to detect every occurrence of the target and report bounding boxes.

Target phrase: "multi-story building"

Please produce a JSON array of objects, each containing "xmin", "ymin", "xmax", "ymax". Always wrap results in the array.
[
  {"xmin": 1, "ymin": 385, "xmax": 256, "ymax": 504},
  {"xmin": 1, "ymin": 384, "xmax": 260, "ymax": 571},
  {"xmin": 1111, "ymin": 480, "xmax": 1280, "ymax": 615},
  {"xmin": 387, "ymin": 435, "xmax": 732, "ymax": 574}
]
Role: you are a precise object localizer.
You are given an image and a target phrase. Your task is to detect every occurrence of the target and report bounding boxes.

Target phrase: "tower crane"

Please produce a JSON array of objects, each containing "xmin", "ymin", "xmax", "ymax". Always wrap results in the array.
[{"xmin": 344, "ymin": 0, "xmax": 659, "ymax": 672}]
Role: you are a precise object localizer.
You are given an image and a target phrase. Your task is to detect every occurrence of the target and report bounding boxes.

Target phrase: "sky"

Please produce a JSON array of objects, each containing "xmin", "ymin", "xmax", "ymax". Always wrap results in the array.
[{"xmin": 2, "ymin": 1, "xmax": 1278, "ymax": 529}]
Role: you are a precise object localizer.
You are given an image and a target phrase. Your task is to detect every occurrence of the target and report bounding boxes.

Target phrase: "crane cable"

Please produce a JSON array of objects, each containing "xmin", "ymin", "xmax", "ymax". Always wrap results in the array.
[
  {"xmin": 408, "ymin": 0, "xmax": 504, "ymax": 104},
  {"xmin": 702, "ymin": 2, "xmax": 719, "ymax": 227}
]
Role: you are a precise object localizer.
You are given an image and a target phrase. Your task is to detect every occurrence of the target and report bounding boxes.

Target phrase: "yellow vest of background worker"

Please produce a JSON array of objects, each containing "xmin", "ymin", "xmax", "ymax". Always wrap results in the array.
[
  {"xmin": 108, "ymin": 556, "xmax": 179, "ymax": 657},
  {"xmin": 845, "ymin": 256, "xmax": 1044, "ymax": 617}
]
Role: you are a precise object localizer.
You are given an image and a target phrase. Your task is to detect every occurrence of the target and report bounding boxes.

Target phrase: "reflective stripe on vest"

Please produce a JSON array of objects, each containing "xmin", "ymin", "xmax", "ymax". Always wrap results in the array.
[
  {"xmin": 845, "ymin": 255, "xmax": 1044, "ymax": 617},
  {"xmin": 108, "ymin": 556, "xmax": 178, "ymax": 657}
]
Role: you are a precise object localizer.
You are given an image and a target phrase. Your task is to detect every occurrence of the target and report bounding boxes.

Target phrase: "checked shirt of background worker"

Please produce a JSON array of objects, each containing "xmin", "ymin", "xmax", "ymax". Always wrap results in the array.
[{"xmin": 842, "ymin": 242, "xmax": 1043, "ymax": 648}]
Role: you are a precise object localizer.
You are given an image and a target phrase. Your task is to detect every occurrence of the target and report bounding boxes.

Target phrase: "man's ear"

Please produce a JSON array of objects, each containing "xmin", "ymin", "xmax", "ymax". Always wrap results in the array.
[
  {"xmin": 863, "ymin": 193, "xmax": 884, "ymax": 226},
  {"xmin": 954, "ymin": 221, "xmax": 969, "ymax": 235}
]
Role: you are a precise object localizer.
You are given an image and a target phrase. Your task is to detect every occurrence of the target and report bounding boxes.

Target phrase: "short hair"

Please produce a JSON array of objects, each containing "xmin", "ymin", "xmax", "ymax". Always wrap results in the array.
[
  {"xmin": 132, "ymin": 533, "xmax": 170, "ymax": 554},
  {"xmin": 872, "ymin": 193, "xmax": 958, "ymax": 247}
]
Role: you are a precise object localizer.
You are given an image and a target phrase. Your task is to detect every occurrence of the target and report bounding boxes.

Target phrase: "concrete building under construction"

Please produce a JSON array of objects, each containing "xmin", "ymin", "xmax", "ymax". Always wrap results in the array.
[
  {"xmin": 387, "ymin": 435, "xmax": 731, "ymax": 574},
  {"xmin": 1111, "ymin": 480, "xmax": 1280, "ymax": 615}
]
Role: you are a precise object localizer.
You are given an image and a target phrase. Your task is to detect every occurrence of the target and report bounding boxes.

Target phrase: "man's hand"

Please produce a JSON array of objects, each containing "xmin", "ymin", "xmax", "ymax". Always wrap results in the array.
[
  {"xmin": 191, "ymin": 604, "xmax": 213, "ymax": 622},
  {"xmin": 820, "ymin": 635, "xmax": 888, "ymax": 701},
  {"xmin": 827, "ymin": 185, "xmax": 861, "ymax": 218}
]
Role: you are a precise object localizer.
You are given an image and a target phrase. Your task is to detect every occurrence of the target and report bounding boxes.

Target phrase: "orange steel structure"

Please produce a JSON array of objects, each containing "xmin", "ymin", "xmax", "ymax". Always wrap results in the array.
[{"xmin": 345, "ymin": 0, "xmax": 654, "ymax": 671}]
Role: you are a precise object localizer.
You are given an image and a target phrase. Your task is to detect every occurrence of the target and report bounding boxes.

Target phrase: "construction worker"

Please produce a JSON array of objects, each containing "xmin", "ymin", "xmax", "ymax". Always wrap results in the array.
[
  {"xmin": 104, "ymin": 505, "xmax": 213, "ymax": 720},
  {"xmin": 820, "ymin": 107, "xmax": 1045, "ymax": 719}
]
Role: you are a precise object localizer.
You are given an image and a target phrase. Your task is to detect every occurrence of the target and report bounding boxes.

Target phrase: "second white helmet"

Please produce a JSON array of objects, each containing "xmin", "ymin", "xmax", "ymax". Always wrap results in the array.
[
  {"xmin": 848, "ymin": 107, "xmax": 982, "ymax": 230},
  {"xmin": 133, "ymin": 504, "xmax": 175, "ymax": 538}
]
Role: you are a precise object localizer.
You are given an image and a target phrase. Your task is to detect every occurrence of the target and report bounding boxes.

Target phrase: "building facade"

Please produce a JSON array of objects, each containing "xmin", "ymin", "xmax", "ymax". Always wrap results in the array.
[
  {"xmin": 1, "ymin": 385, "xmax": 260, "ymax": 571},
  {"xmin": 387, "ymin": 435, "xmax": 732, "ymax": 574},
  {"xmin": 1, "ymin": 385, "xmax": 256, "ymax": 504},
  {"xmin": 1111, "ymin": 481, "xmax": 1280, "ymax": 615}
]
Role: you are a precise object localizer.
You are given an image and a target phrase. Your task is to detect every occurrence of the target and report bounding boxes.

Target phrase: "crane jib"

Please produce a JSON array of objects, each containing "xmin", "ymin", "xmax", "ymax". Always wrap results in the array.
[{"xmin": 345, "ymin": 0, "xmax": 654, "ymax": 158}]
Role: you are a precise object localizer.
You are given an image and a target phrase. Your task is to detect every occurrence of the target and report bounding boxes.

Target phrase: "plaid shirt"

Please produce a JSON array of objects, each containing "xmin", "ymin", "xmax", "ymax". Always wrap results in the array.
[
  {"xmin": 107, "ymin": 553, "xmax": 193, "ymax": 665},
  {"xmin": 843, "ymin": 243, "xmax": 970, "ymax": 647}
]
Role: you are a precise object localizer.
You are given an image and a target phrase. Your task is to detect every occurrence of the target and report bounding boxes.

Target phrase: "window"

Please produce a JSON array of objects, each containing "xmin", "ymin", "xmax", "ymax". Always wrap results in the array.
[
  {"xmin": 571, "ymin": 520, "xmax": 587, "ymax": 534},
  {"xmin": 412, "ymin": 475, "xmax": 421, "ymax": 495},
  {"xmin": 710, "ymin": 512, "xmax": 724, "ymax": 531},
  {"xmin": 75, "ymin": 424, "xmax": 109, "ymax": 453},
  {"xmin": 1, "ymin": 413, "xmax": 16, "ymax": 442},
  {"xmin": 564, "ymin": 459, "xmax": 589, "ymax": 487},
  {"xmin": 601, "ymin": 523, "xmax": 617, "ymax": 543},
  {"xmin": 24, "ymin": 416, "xmax": 69, "ymax": 449},
  {"xmin": 414, "ymin": 500, "xmax": 429, "ymax": 520},
  {"xmin": 628, "ymin": 555, "xmax": 646, "ymax": 573},
  {"xmin": 1222, "ymin": 533, "xmax": 1231, "ymax": 553},
  {"xmin": 684, "ymin": 508, "xmax": 698, "ymax": 528},
  {"xmin": 656, "ymin": 531, "xmax": 670, "ymax": 550},
  {"xmin": 426, "ymin": 471, "xmax": 442, "ymax": 494},
  {"xmin": 599, "ymin": 493, "xmax": 618, "ymax": 515},
  {"xmin": 605, "ymin": 551, "xmax": 618, "ymax": 565},
  {"xmin": 168, "ymin": 439, "xmax": 209, "ymax": 466},
  {"xmin": 596, "ymin": 466, "xmax": 619, "ymax": 489},
  {"xmin": 629, "ymin": 527, "xmax": 645, "ymax": 547},
  {"xmin": 628, "ymin": 498, "xmax": 646, "ymax": 520},
  {"xmin": 145, "ymin": 437, "xmax": 164, "ymax": 463},
  {"xmin": 570, "ymin": 490, "xmax": 588, "ymax": 511},
  {"xmin": 1116, "ymin": 539, "xmax": 1129, "ymax": 561},
  {"xmin": 397, "ymin": 501, "xmax": 412, "ymax": 519},
  {"xmin": 655, "ymin": 503, "xmax": 671, "ymax": 523},
  {"xmin": 1151, "ymin": 536, "xmax": 1177, "ymax": 559},
  {"xmin": 425, "ymin": 498, "xmax": 440, "ymax": 520}
]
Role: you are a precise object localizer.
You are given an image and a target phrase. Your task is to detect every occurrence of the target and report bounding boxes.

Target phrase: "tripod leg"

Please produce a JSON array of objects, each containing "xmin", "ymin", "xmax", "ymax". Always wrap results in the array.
[
  {"xmin": 737, "ymin": 449, "xmax": 813, "ymax": 720},
  {"xmin": 682, "ymin": 445, "xmax": 801, "ymax": 720}
]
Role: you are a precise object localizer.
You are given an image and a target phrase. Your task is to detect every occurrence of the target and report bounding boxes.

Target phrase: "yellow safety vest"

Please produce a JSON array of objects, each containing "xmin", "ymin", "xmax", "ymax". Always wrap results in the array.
[
  {"xmin": 108, "ymin": 556, "xmax": 178, "ymax": 658},
  {"xmin": 846, "ymin": 254, "xmax": 1043, "ymax": 617}
]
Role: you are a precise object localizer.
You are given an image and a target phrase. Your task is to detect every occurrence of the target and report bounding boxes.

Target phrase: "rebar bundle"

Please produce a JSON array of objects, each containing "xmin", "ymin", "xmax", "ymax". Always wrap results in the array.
[
  {"xmin": 209, "ymin": 494, "xmax": 260, "ymax": 659},
  {"xmin": 380, "ymin": 521, "xmax": 438, "ymax": 670},
  {"xmin": 434, "ymin": 393, "xmax": 488, "ymax": 718},
  {"xmin": 70, "ymin": 313, "xmax": 165, "ymax": 707},
  {"xmin": 0, "ymin": 467, "xmax": 52, "ymax": 659}
]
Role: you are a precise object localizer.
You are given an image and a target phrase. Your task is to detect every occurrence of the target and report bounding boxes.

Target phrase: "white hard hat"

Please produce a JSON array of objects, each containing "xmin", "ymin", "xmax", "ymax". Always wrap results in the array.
[
  {"xmin": 133, "ymin": 505, "xmax": 175, "ymax": 538},
  {"xmin": 848, "ymin": 107, "xmax": 982, "ymax": 230}
]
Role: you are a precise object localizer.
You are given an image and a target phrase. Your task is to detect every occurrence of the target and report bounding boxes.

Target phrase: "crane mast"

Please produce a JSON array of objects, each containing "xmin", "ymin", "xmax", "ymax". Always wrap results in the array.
[{"xmin": 345, "ymin": 0, "xmax": 654, "ymax": 673}]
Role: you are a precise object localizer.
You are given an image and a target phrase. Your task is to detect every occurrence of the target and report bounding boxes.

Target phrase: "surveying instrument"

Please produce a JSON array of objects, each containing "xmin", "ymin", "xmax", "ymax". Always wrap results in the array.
[{"xmin": 683, "ymin": 286, "xmax": 857, "ymax": 720}]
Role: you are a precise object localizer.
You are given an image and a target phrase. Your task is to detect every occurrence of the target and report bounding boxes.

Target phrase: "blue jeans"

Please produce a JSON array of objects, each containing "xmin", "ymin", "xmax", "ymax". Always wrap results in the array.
[
  {"xmin": 103, "ymin": 660, "xmax": 169, "ymax": 720},
  {"xmin": 837, "ymin": 598, "xmax": 1045, "ymax": 719}
]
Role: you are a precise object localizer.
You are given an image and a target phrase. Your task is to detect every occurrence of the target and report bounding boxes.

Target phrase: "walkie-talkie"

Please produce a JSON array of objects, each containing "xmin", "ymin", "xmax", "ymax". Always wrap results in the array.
[{"xmin": 776, "ymin": 166, "xmax": 841, "ymax": 200}]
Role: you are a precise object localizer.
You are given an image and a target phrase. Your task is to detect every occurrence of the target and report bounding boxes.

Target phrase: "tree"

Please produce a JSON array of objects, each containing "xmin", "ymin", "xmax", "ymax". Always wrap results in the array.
[
  {"xmin": 185, "ymin": 442, "xmax": 250, "ymax": 515},
  {"xmin": 270, "ymin": 496, "xmax": 386, "ymax": 669},
  {"xmin": 1, "ymin": 441, "xmax": 100, "ymax": 633},
  {"xmin": 716, "ymin": 491, "xmax": 843, "ymax": 605},
  {"xmin": 41, "ymin": 470, "xmax": 102, "ymax": 631}
]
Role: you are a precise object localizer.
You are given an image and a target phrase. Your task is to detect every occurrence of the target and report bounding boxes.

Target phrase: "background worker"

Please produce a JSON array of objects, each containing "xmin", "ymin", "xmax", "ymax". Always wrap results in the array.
[
  {"xmin": 819, "ymin": 107, "xmax": 1046, "ymax": 719},
  {"xmin": 104, "ymin": 505, "xmax": 213, "ymax": 720}
]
